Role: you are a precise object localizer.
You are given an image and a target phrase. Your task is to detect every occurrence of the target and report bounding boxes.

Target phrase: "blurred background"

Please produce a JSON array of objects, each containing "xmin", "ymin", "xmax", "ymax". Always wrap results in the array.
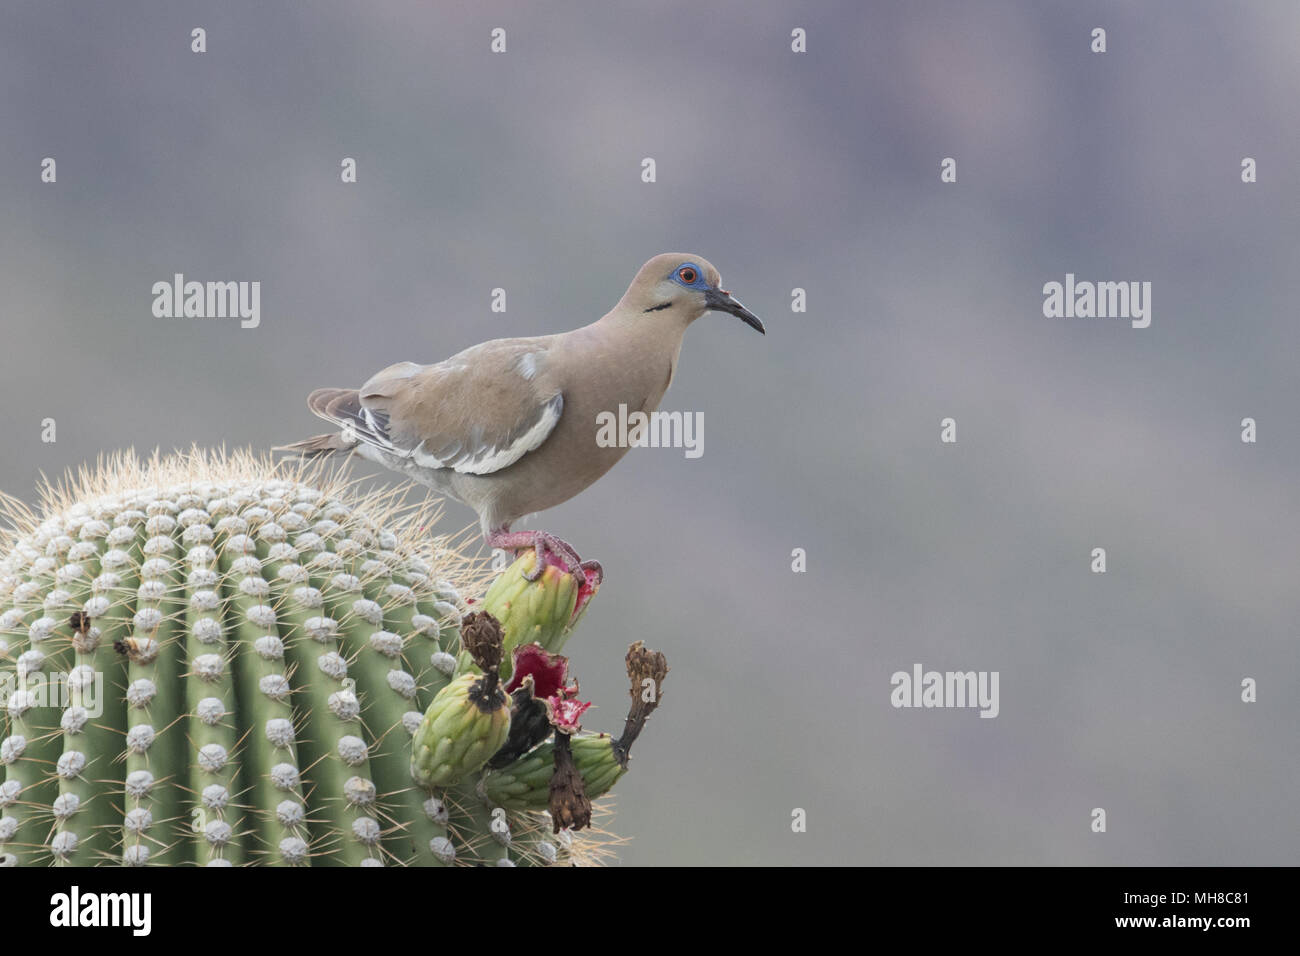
[{"xmin": 1, "ymin": 0, "xmax": 1297, "ymax": 864}]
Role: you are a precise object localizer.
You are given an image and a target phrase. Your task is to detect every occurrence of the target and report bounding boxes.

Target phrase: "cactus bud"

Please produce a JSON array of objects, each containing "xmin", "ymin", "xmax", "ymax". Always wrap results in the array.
[
  {"xmin": 410, "ymin": 613, "xmax": 511, "ymax": 788},
  {"xmin": 482, "ymin": 733, "xmax": 627, "ymax": 811},
  {"xmin": 474, "ymin": 552, "xmax": 583, "ymax": 672}
]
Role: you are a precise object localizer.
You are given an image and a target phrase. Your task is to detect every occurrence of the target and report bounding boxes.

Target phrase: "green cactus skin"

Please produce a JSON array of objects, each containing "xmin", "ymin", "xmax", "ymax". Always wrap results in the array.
[
  {"xmin": 0, "ymin": 452, "xmax": 642, "ymax": 866},
  {"xmin": 411, "ymin": 672, "xmax": 511, "ymax": 789},
  {"xmin": 482, "ymin": 734, "xmax": 627, "ymax": 811},
  {"xmin": 0, "ymin": 461, "xmax": 478, "ymax": 866}
]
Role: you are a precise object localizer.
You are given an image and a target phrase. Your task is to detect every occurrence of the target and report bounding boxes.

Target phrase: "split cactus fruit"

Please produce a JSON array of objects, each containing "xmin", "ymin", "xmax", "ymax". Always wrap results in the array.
[{"xmin": 0, "ymin": 450, "xmax": 667, "ymax": 866}]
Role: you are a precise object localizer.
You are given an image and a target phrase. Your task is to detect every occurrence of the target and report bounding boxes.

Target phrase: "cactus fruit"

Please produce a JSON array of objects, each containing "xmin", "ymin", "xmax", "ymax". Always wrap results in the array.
[
  {"xmin": 473, "ymin": 549, "xmax": 589, "ymax": 676},
  {"xmin": 483, "ymin": 641, "xmax": 668, "ymax": 823},
  {"xmin": 0, "ymin": 450, "xmax": 667, "ymax": 867},
  {"xmin": 483, "ymin": 734, "xmax": 628, "ymax": 811},
  {"xmin": 411, "ymin": 613, "xmax": 512, "ymax": 788}
]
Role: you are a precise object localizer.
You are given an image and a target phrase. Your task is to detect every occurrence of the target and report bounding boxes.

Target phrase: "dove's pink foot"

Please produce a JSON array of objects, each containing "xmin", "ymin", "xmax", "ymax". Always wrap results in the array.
[{"xmin": 487, "ymin": 530, "xmax": 602, "ymax": 617}]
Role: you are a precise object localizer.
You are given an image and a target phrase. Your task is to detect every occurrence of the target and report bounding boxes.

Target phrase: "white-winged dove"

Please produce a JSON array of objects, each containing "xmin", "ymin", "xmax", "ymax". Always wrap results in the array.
[{"xmin": 278, "ymin": 253, "xmax": 763, "ymax": 597}]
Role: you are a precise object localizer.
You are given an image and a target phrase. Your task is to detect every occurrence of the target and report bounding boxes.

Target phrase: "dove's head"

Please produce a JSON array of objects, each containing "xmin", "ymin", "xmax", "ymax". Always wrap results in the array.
[{"xmin": 618, "ymin": 253, "xmax": 765, "ymax": 334}]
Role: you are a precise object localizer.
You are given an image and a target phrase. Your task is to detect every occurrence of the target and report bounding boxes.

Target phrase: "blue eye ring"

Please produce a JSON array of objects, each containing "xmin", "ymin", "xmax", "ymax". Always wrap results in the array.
[{"xmin": 673, "ymin": 263, "xmax": 704, "ymax": 287}]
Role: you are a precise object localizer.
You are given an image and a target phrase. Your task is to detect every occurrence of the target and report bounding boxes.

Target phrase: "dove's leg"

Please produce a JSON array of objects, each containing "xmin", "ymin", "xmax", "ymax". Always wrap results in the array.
[{"xmin": 487, "ymin": 530, "xmax": 585, "ymax": 581}]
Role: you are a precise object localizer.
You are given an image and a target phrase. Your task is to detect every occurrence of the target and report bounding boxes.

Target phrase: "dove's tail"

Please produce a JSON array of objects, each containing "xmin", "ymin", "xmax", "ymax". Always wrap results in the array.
[
  {"xmin": 274, "ymin": 387, "xmax": 366, "ymax": 458},
  {"xmin": 272, "ymin": 432, "xmax": 356, "ymax": 458}
]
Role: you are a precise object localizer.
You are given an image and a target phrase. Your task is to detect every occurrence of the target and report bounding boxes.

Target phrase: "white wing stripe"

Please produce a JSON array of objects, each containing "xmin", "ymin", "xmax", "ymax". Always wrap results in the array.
[{"xmin": 408, "ymin": 393, "xmax": 562, "ymax": 476}]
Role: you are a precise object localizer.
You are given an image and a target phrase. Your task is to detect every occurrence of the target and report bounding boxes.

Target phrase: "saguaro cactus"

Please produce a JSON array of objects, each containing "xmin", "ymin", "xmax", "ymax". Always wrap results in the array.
[{"xmin": 0, "ymin": 450, "xmax": 666, "ymax": 866}]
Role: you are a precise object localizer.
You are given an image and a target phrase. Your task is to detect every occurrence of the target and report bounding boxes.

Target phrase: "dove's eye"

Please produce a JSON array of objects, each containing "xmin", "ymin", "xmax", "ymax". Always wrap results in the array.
[{"xmin": 677, "ymin": 267, "xmax": 697, "ymax": 284}]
